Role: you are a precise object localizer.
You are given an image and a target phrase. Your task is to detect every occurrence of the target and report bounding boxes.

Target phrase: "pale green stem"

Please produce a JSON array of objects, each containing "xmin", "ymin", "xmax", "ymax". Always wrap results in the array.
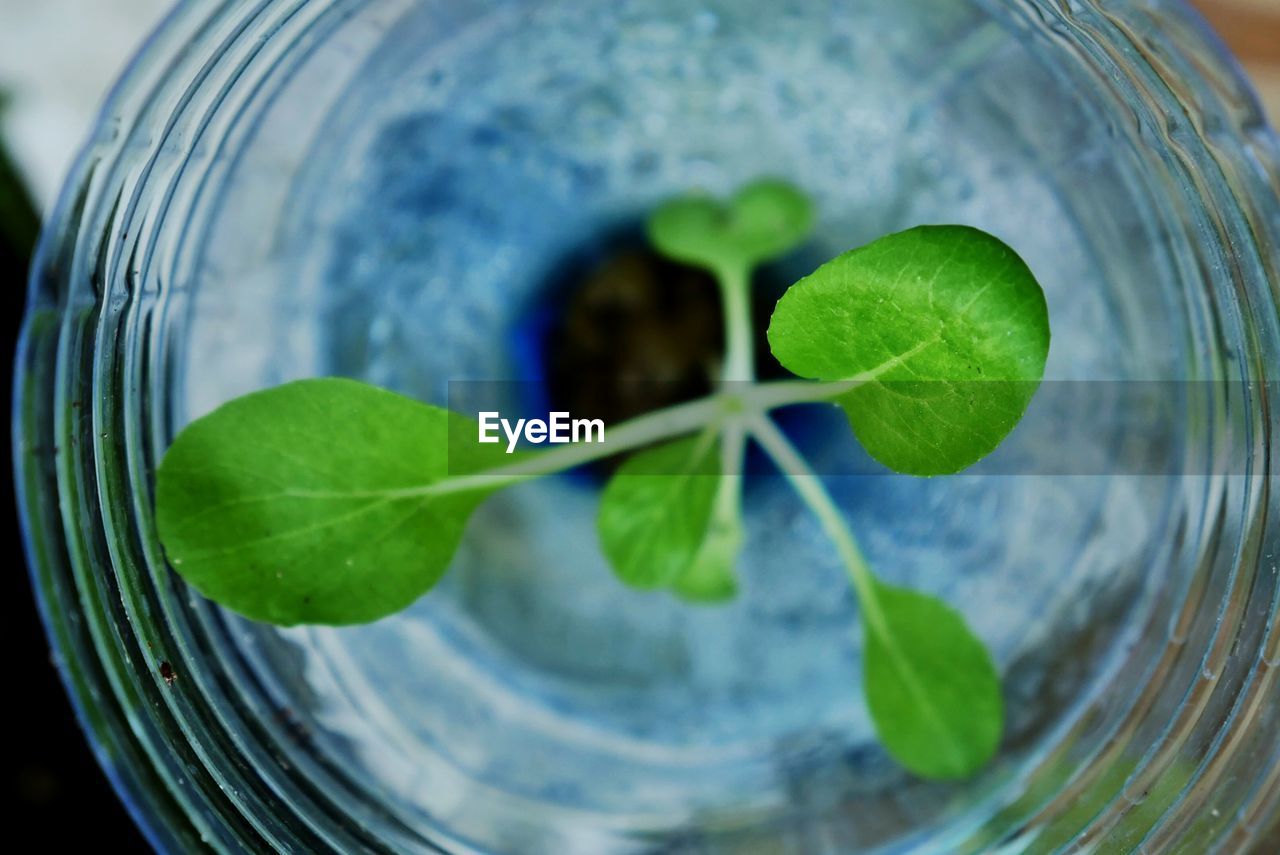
[
  {"xmin": 715, "ymin": 415, "xmax": 747, "ymax": 527},
  {"xmin": 290, "ymin": 379, "xmax": 869, "ymax": 503},
  {"xmin": 746, "ymin": 414, "xmax": 888, "ymax": 638},
  {"xmin": 716, "ymin": 263, "xmax": 755, "ymax": 384},
  {"xmin": 429, "ymin": 394, "xmax": 726, "ymax": 496},
  {"xmin": 298, "ymin": 383, "xmax": 832, "ymax": 504},
  {"xmin": 707, "ymin": 257, "xmax": 752, "ymax": 529},
  {"xmin": 743, "ymin": 378, "xmax": 862, "ymax": 410},
  {"xmin": 426, "ymin": 380, "xmax": 857, "ymax": 498}
]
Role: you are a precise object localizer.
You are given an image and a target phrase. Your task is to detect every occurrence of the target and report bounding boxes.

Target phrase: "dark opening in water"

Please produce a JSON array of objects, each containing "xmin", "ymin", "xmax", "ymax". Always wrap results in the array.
[{"xmin": 513, "ymin": 223, "xmax": 814, "ymax": 482}]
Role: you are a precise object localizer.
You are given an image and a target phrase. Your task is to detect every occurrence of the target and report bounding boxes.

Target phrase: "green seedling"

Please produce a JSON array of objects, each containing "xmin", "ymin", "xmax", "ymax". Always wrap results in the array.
[{"xmin": 155, "ymin": 180, "xmax": 1049, "ymax": 780}]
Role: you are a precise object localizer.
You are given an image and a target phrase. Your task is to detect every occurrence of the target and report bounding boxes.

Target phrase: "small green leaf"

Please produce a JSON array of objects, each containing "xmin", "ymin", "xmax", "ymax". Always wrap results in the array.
[
  {"xmin": 597, "ymin": 435, "xmax": 721, "ymax": 590},
  {"xmin": 647, "ymin": 178, "xmax": 814, "ymax": 273},
  {"xmin": 863, "ymin": 581, "xmax": 1003, "ymax": 780},
  {"xmin": 672, "ymin": 505, "xmax": 742, "ymax": 604},
  {"xmin": 155, "ymin": 378, "xmax": 507, "ymax": 626},
  {"xmin": 767, "ymin": 225, "xmax": 1049, "ymax": 475}
]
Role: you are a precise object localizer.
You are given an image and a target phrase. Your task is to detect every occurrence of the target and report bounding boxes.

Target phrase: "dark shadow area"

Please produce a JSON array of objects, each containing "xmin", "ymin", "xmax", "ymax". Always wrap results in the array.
[
  {"xmin": 517, "ymin": 221, "xmax": 818, "ymax": 481},
  {"xmin": 2, "ymin": 126, "xmax": 151, "ymax": 851}
]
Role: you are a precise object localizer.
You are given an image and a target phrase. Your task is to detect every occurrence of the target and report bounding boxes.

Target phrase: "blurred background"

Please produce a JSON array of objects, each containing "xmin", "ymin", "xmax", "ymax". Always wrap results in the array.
[{"xmin": 1, "ymin": 0, "xmax": 1277, "ymax": 851}]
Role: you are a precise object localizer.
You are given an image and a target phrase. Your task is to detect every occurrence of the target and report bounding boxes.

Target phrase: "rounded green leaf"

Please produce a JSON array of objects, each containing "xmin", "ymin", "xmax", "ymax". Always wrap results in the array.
[
  {"xmin": 863, "ymin": 581, "xmax": 1003, "ymax": 780},
  {"xmin": 647, "ymin": 179, "xmax": 814, "ymax": 272},
  {"xmin": 155, "ymin": 378, "xmax": 504, "ymax": 626},
  {"xmin": 672, "ymin": 511, "xmax": 742, "ymax": 604},
  {"xmin": 767, "ymin": 225, "xmax": 1050, "ymax": 475},
  {"xmin": 597, "ymin": 436, "xmax": 721, "ymax": 590}
]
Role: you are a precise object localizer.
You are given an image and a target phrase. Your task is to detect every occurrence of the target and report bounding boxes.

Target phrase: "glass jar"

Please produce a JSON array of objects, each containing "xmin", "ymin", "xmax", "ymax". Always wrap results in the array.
[{"xmin": 14, "ymin": 0, "xmax": 1280, "ymax": 851}]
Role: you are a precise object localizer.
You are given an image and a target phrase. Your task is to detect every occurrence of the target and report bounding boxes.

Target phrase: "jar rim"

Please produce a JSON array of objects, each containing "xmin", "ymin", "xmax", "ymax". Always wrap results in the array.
[{"xmin": 14, "ymin": 1, "xmax": 1280, "ymax": 851}]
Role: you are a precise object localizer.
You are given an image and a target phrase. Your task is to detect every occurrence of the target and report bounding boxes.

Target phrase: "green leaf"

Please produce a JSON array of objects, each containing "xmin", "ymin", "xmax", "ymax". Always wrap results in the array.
[
  {"xmin": 647, "ymin": 178, "xmax": 814, "ymax": 273},
  {"xmin": 863, "ymin": 581, "xmax": 1003, "ymax": 780},
  {"xmin": 155, "ymin": 378, "xmax": 507, "ymax": 626},
  {"xmin": 767, "ymin": 225, "xmax": 1050, "ymax": 475},
  {"xmin": 672, "ymin": 504, "xmax": 742, "ymax": 604},
  {"xmin": 597, "ymin": 435, "xmax": 721, "ymax": 590}
]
